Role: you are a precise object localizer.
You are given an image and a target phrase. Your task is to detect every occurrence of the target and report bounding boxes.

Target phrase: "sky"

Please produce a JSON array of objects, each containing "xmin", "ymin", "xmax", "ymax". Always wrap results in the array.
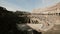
[{"xmin": 0, "ymin": 0, "xmax": 60, "ymax": 12}]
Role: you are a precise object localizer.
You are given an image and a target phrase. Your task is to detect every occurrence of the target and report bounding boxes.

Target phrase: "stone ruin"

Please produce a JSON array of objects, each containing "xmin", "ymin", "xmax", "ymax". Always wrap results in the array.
[{"xmin": 17, "ymin": 2, "xmax": 60, "ymax": 34}]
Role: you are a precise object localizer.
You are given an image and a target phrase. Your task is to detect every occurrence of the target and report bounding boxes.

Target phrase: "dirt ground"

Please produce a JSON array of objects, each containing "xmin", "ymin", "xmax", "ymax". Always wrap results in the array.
[{"xmin": 42, "ymin": 25, "xmax": 60, "ymax": 34}]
